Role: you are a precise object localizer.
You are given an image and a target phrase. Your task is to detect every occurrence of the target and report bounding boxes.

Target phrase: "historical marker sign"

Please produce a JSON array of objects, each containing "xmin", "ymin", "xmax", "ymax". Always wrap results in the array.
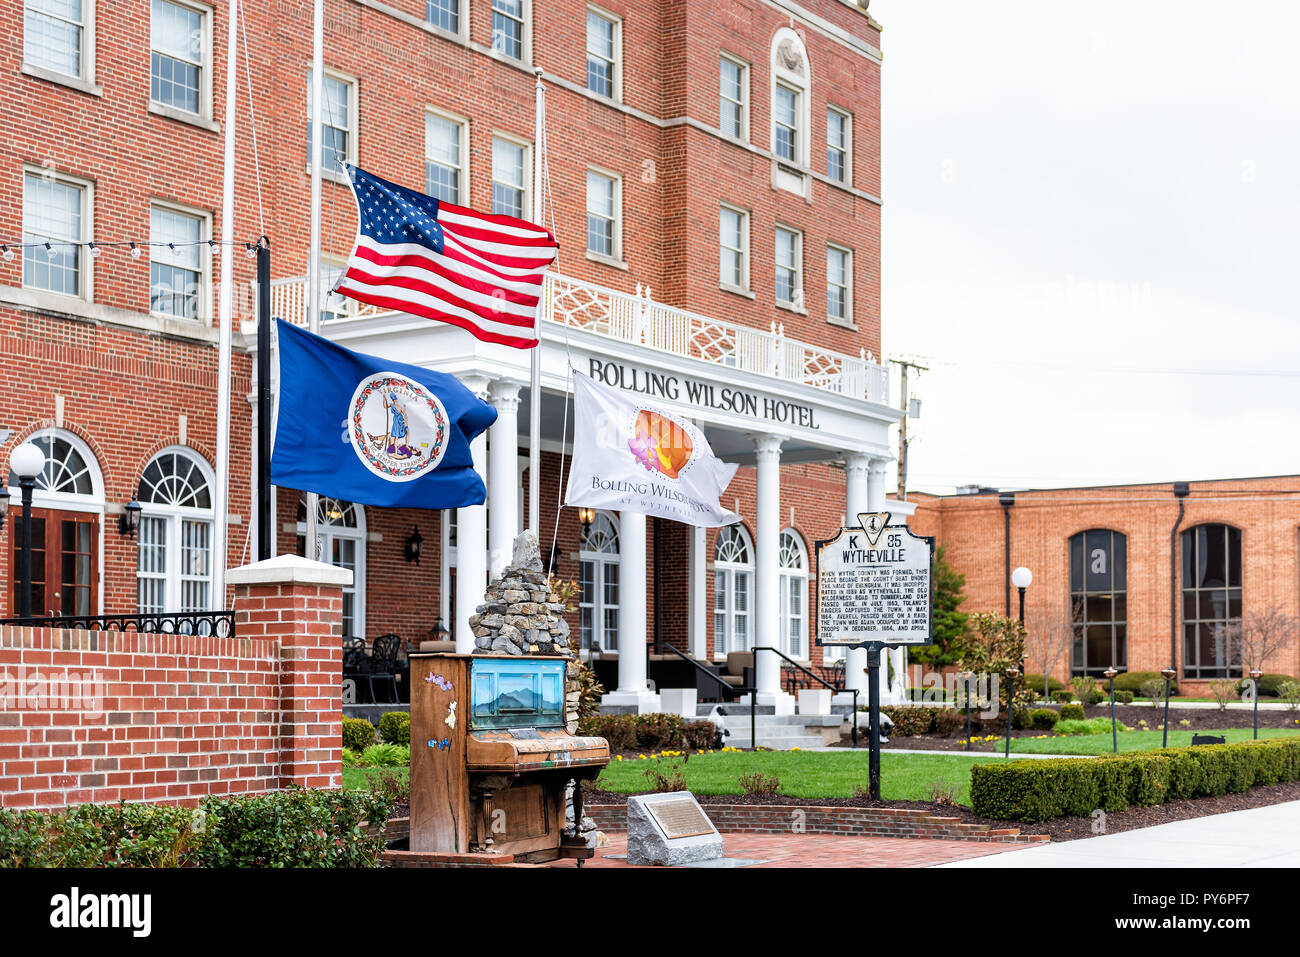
[
  {"xmin": 645, "ymin": 797, "xmax": 715, "ymax": 839},
  {"xmin": 816, "ymin": 521, "xmax": 935, "ymax": 647}
]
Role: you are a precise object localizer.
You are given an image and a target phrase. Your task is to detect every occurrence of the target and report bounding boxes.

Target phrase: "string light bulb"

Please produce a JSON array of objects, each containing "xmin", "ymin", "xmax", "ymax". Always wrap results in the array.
[
  {"xmin": 244, "ymin": 242, "xmax": 256, "ymax": 260},
  {"xmin": 44, "ymin": 242, "xmax": 56, "ymax": 258},
  {"xmin": 88, "ymin": 242, "xmax": 100, "ymax": 258},
  {"xmin": 2, "ymin": 245, "xmax": 13, "ymax": 262},
  {"xmin": 129, "ymin": 242, "xmax": 141, "ymax": 260},
  {"xmin": 209, "ymin": 239, "xmax": 220, "ymax": 257}
]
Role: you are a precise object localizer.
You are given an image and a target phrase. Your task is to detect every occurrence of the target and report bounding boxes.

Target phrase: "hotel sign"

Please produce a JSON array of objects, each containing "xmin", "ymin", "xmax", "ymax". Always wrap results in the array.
[
  {"xmin": 587, "ymin": 358, "xmax": 821, "ymax": 430},
  {"xmin": 816, "ymin": 516, "xmax": 934, "ymax": 646}
]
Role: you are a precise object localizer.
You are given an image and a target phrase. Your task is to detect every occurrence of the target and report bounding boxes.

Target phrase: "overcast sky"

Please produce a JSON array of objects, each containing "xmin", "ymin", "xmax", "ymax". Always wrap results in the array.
[{"xmin": 872, "ymin": 0, "xmax": 1300, "ymax": 494}]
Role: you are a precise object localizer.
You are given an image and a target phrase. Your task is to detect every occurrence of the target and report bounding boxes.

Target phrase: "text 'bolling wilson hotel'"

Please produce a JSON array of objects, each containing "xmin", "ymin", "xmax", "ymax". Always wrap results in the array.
[{"xmin": 1, "ymin": 0, "xmax": 907, "ymax": 713}]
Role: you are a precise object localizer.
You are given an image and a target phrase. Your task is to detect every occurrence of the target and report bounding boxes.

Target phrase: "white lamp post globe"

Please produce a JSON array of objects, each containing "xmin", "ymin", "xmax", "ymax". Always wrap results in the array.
[
  {"xmin": 1011, "ymin": 566, "xmax": 1033, "ymax": 589},
  {"xmin": 9, "ymin": 442, "xmax": 44, "ymax": 480}
]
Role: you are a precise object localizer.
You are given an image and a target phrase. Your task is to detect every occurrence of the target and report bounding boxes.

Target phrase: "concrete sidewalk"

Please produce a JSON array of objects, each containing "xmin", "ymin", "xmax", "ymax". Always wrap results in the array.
[{"xmin": 936, "ymin": 800, "xmax": 1300, "ymax": 868}]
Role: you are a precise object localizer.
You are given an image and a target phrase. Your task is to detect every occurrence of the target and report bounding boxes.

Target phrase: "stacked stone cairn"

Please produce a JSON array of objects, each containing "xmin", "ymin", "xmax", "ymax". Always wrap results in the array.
[{"xmin": 468, "ymin": 532, "xmax": 580, "ymax": 733}]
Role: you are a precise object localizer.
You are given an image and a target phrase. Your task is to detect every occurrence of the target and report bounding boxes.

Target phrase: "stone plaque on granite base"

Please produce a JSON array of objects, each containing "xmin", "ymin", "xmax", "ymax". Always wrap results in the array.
[{"xmin": 626, "ymin": 792, "xmax": 724, "ymax": 866}]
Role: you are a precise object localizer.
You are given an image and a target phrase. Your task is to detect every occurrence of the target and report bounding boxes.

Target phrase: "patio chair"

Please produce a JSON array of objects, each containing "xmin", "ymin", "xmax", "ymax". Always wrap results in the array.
[{"xmin": 365, "ymin": 634, "xmax": 403, "ymax": 704}]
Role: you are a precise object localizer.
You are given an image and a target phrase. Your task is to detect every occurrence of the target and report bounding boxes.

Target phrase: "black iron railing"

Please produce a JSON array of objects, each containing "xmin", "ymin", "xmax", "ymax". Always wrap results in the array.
[
  {"xmin": 653, "ymin": 643, "xmax": 758, "ymax": 749},
  {"xmin": 0, "ymin": 610, "xmax": 235, "ymax": 638},
  {"xmin": 754, "ymin": 645, "xmax": 859, "ymax": 747}
]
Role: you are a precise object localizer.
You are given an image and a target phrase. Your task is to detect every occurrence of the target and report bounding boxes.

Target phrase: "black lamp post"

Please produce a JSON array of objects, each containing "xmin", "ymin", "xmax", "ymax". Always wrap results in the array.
[
  {"xmin": 1003, "ymin": 667, "xmax": 1019, "ymax": 758},
  {"xmin": 1250, "ymin": 667, "xmax": 1263, "ymax": 740},
  {"xmin": 960, "ymin": 670, "xmax": 974, "ymax": 751},
  {"xmin": 1011, "ymin": 566, "xmax": 1032, "ymax": 624},
  {"xmin": 1160, "ymin": 666, "xmax": 1176, "ymax": 748},
  {"xmin": 1104, "ymin": 666, "xmax": 1118, "ymax": 754},
  {"xmin": 9, "ymin": 443, "xmax": 44, "ymax": 621}
]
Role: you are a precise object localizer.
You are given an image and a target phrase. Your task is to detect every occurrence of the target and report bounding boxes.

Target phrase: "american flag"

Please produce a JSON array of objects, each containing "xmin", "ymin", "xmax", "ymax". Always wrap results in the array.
[{"xmin": 336, "ymin": 164, "xmax": 558, "ymax": 349}]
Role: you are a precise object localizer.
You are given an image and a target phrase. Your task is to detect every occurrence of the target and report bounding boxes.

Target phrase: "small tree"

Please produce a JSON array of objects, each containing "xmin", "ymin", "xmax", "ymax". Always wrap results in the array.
[
  {"xmin": 910, "ymin": 545, "xmax": 969, "ymax": 667},
  {"xmin": 1228, "ymin": 607, "xmax": 1297, "ymax": 677},
  {"xmin": 1025, "ymin": 600, "xmax": 1076, "ymax": 700},
  {"xmin": 954, "ymin": 613, "xmax": 1035, "ymax": 712}
]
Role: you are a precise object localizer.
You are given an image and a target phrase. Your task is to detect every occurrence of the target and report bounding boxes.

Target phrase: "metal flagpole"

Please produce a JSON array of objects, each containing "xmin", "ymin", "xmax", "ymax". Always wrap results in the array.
[
  {"xmin": 528, "ymin": 68, "xmax": 545, "ymax": 537},
  {"xmin": 305, "ymin": 0, "xmax": 324, "ymax": 560},
  {"xmin": 212, "ymin": 0, "xmax": 240, "ymax": 606}
]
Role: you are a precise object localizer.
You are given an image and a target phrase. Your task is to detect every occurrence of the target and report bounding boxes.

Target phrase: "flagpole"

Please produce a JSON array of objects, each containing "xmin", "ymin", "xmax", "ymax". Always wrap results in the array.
[
  {"xmin": 305, "ymin": 0, "xmax": 324, "ymax": 561},
  {"xmin": 528, "ymin": 67, "xmax": 545, "ymax": 537},
  {"xmin": 212, "ymin": 0, "xmax": 240, "ymax": 606}
]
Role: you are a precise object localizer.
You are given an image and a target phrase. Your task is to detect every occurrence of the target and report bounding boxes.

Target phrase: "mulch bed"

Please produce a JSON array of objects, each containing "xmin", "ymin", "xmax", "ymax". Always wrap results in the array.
[{"xmin": 583, "ymin": 779, "xmax": 1300, "ymax": 843}]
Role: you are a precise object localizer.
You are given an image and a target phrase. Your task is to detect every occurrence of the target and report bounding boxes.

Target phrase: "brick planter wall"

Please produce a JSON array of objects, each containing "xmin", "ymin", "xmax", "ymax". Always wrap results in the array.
[
  {"xmin": 585, "ymin": 803, "xmax": 1047, "ymax": 844},
  {"xmin": 0, "ymin": 555, "xmax": 346, "ymax": 810}
]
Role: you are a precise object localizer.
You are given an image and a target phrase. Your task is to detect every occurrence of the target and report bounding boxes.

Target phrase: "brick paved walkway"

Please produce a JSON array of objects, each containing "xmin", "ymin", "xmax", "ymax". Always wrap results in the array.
[{"xmin": 550, "ymin": 832, "xmax": 1021, "ymax": 868}]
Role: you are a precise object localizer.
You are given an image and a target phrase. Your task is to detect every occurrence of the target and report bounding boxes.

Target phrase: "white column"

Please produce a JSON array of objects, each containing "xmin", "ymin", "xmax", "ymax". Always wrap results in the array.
[
  {"xmin": 487, "ymin": 380, "xmax": 522, "ymax": 578},
  {"xmin": 688, "ymin": 524, "xmax": 707, "ymax": 659},
  {"xmin": 867, "ymin": 457, "xmax": 905, "ymax": 704},
  {"xmin": 601, "ymin": 510, "xmax": 660, "ymax": 712},
  {"xmin": 455, "ymin": 376, "xmax": 491, "ymax": 653},
  {"xmin": 843, "ymin": 453, "xmax": 872, "ymax": 702},
  {"xmin": 753, "ymin": 433, "xmax": 794, "ymax": 714}
]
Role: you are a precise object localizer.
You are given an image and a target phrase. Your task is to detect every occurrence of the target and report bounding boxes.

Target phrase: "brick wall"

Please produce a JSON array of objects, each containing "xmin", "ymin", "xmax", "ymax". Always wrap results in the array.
[{"xmin": 0, "ymin": 555, "xmax": 343, "ymax": 809}]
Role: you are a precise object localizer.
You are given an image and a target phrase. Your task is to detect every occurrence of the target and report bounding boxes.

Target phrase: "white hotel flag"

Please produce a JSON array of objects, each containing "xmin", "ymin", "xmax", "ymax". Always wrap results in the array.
[{"xmin": 565, "ymin": 372, "xmax": 742, "ymax": 527}]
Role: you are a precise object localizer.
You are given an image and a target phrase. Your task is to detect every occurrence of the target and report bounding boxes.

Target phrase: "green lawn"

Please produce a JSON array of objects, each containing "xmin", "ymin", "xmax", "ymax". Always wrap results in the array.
[
  {"xmin": 343, "ymin": 766, "xmax": 408, "ymax": 790},
  {"xmin": 994, "ymin": 726, "xmax": 1300, "ymax": 755},
  {"xmin": 594, "ymin": 751, "xmax": 1004, "ymax": 805}
]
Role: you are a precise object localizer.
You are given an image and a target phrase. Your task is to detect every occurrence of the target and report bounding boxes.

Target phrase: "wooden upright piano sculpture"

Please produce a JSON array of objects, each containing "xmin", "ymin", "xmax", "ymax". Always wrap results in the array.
[{"xmin": 409, "ymin": 653, "xmax": 610, "ymax": 863}]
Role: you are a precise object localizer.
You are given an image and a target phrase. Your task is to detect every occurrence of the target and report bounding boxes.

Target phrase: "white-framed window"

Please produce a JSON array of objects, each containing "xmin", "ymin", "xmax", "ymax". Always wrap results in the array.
[
  {"xmin": 586, "ymin": 6, "xmax": 619, "ymax": 100},
  {"xmin": 307, "ymin": 71, "xmax": 357, "ymax": 178},
  {"xmin": 491, "ymin": 135, "xmax": 530, "ymax": 218},
  {"xmin": 774, "ymin": 225, "xmax": 802, "ymax": 308},
  {"xmin": 491, "ymin": 0, "xmax": 526, "ymax": 61},
  {"xmin": 778, "ymin": 529, "xmax": 808, "ymax": 659},
  {"xmin": 713, "ymin": 524, "xmax": 753, "ymax": 656},
  {"xmin": 425, "ymin": 0, "xmax": 461, "ymax": 35},
  {"xmin": 296, "ymin": 495, "xmax": 366, "ymax": 639},
  {"xmin": 149, "ymin": 202, "xmax": 209, "ymax": 320},
  {"xmin": 425, "ymin": 111, "xmax": 468, "ymax": 204},
  {"xmin": 23, "ymin": 167, "xmax": 91, "ymax": 299},
  {"xmin": 24, "ymin": 0, "xmax": 91, "ymax": 81},
  {"xmin": 774, "ymin": 83, "xmax": 801, "ymax": 164},
  {"xmin": 827, "ymin": 106, "xmax": 851, "ymax": 184},
  {"xmin": 150, "ymin": 0, "xmax": 209, "ymax": 117},
  {"xmin": 578, "ymin": 511, "xmax": 620, "ymax": 654},
  {"xmin": 719, "ymin": 54, "xmax": 748, "ymax": 140},
  {"xmin": 586, "ymin": 168, "xmax": 620, "ymax": 260},
  {"xmin": 136, "ymin": 448, "xmax": 214, "ymax": 614},
  {"xmin": 719, "ymin": 204, "xmax": 749, "ymax": 292},
  {"xmin": 826, "ymin": 244, "xmax": 852, "ymax": 325}
]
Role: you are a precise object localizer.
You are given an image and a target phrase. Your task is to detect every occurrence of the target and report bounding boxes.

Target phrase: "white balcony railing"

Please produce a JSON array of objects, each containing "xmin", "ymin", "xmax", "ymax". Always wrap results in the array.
[{"xmin": 271, "ymin": 272, "xmax": 889, "ymax": 404}]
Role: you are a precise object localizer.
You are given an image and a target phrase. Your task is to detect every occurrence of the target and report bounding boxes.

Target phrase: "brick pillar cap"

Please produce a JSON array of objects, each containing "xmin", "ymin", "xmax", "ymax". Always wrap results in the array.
[{"xmin": 227, "ymin": 553, "xmax": 353, "ymax": 587}]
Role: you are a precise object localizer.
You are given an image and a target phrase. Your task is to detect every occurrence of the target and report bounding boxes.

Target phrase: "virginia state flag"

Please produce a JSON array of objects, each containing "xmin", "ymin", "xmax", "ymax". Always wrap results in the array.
[
  {"xmin": 271, "ymin": 319, "xmax": 496, "ymax": 509},
  {"xmin": 564, "ymin": 371, "xmax": 740, "ymax": 527}
]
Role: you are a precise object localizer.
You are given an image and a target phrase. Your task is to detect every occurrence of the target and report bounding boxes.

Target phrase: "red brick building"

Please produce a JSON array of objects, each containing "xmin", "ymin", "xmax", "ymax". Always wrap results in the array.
[
  {"xmin": 908, "ymin": 478, "xmax": 1300, "ymax": 693},
  {"xmin": 2, "ymin": 0, "xmax": 902, "ymax": 713}
]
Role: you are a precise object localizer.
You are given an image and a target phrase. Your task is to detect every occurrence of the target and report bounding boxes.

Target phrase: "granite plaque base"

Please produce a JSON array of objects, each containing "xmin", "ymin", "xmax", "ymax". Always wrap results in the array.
[{"xmin": 626, "ymin": 792, "xmax": 724, "ymax": 866}]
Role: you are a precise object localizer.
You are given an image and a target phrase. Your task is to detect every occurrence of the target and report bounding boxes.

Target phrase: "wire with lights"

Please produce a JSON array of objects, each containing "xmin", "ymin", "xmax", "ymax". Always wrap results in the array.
[{"xmin": 0, "ymin": 238, "xmax": 267, "ymax": 262}]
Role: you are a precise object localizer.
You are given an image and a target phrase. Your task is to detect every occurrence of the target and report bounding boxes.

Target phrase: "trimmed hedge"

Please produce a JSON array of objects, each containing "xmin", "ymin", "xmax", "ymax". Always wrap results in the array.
[
  {"xmin": 377, "ymin": 711, "xmax": 411, "ymax": 746},
  {"xmin": 1114, "ymin": 671, "xmax": 1179, "ymax": 696},
  {"xmin": 577, "ymin": 713, "xmax": 717, "ymax": 751},
  {"xmin": 0, "ymin": 788, "xmax": 393, "ymax": 868},
  {"xmin": 1238, "ymin": 673, "xmax": 1299, "ymax": 698},
  {"xmin": 1115, "ymin": 690, "xmax": 1135, "ymax": 705},
  {"xmin": 880, "ymin": 705, "xmax": 943, "ymax": 736},
  {"xmin": 342, "ymin": 717, "xmax": 376, "ymax": 752},
  {"xmin": 1028, "ymin": 708, "xmax": 1059, "ymax": 730},
  {"xmin": 970, "ymin": 738, "xmax": 1300, "ymax": 822},
  {"xmin": 1023, "ymin": 674, "xmax": 1066, "ymax": 696},
  {"xmin": 1059, "ymin": 703, "xmax": 1085, "ymax": 721}
]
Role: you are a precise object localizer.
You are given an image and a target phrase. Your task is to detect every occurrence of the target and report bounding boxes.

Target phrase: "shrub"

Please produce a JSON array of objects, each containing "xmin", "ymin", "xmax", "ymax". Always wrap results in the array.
[
  {"xmin": 634, "ymin": 713, "xmax": 686, "ymax": 751},
  {"xmin": 1059, "ymin": 703, "xmax": 1085, "ymax": 721},
  {"xmin": 1278, "ymin": 680, "xmax": 1300, "ymax": 713},
  {"xmin": 644, "ymin": 756, "xmax": 688, "ymax": 792},
  {"xmin": 683, "ymin": 721, "xmax": 719, "ymax": 751},
  {"xmin": 377, "ymin": 711, "xmax": 411, "ymax": 746},
  {"xmin": 1050, "ymin": 690, "xmax": 1074, "ymax": 704},
  {"xmin": 1139, "ymin": 678, "xmax": 1166, "ymax": 706},
  {"xmin": 1070, "ymin": 676, "xmax": 1098, "ymax": 705},
  {"xmin": 923, "ymin": 778, "xmax": 959, "ymax": 806},
  {"xmin": 1208, "ymin": 679, "xmax": 1238, "ymax": 712},
  {"xmin": 1024, "ymin": 674, "xmax": 1067, "ymax": 696},
  {"xmin": 1115, "ymin": 671, "xmax": 1179, "ymax": 696},
  {"xmin": 1237, "ymin": 674, "xmax": 1298, "ymax": 698},
  {"xmin": 364, "ymin": 769, "xmax": 410, "ymax": 808},
  {"xmin": 1055, "ymin": 717, "xmax": 1130, "ymax": 735},
  {"xmin": 1012, "ymin": 708, "xmax": 1034, "ymax": 730},
  {"xmin": 1114, "ymin": 690, "xmax": 1135, "ymax": 705},
  {"xmin": 934, "ymin": 708, "xmax": 965, "ymax": 737},
  {"xmin": 737, "ymin": 772, "xmax": 782, "ymax": 796},
  {"xmin": 0, "ymin": 788, "xmax": 393, "ymax": 868},
  {"xmin": 1028, "ymin": 708, "xmax": 1059, "ymax": 730},
  {"xmin": 970, "ymin": 738, "xmax": 1300, "ymax": 822},
  {"xmin": 359, "ymin": 743, "xmax": 409, "ymax": 767},
  {"xmin": 578, "ymin": 714, "xmax": 637, "ymax": 751},
  {"xmin": 342, "ymin": 717, "xmax": 376, "ymax": 752},
  {"xmin": 879, "ymin": 705, "xmax": 941, "ymax": 736}
]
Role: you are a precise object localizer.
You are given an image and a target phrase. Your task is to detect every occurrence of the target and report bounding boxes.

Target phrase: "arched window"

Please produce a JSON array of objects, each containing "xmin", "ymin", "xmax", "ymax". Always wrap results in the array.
[
  {"xmin": 296, "ymin": 495, "xmax": 366, "ymax": 638},
  {"xmin": 578, "ymin": 511, "xmax": 619, "ymax": 654},
  {"xmin": 769, "ymin": 28, "xmax": 811, "ymax": 195},
  {"xmin": 136, "ymin": 448, "xmax": 214, "ymax": 614},
  {"xmin": 6, "ymin": 429, "xmax": 104, "ymax": 617},
  {"xmin": 1181, "ymin": 523, "xmax": 1242, "ymax": 678},
  {"xmin": 1069, "ymin": 529, "xmax": 1127, "ymax": 675},
  {"xmin": 778, "ymin": 529, "xmax": 808, "ymax": 659},
  {"xmin": 713, "ymin": 524, "xmax": 753, "ymax": 655}
]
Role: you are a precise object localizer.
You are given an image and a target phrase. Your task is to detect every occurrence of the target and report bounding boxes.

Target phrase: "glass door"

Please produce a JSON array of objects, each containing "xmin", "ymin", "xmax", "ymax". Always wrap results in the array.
[{"xmin": 10, "ymin": 509, "xmax": 98, "ymax": 617}]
